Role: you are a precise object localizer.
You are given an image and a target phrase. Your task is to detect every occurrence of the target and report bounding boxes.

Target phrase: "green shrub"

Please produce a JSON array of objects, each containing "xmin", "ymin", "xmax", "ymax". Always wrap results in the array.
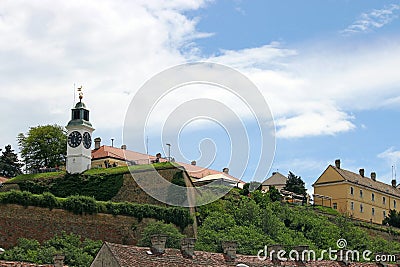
[
  {"xmin": 50, "ymin": 173, "xmax": 124, "ymax": 201},
  {"xmin": 103, "ymin": 201, "xmax": 193, "ymax": 229},
  {"xmin": 42, "ymin": 192, "xmax": 59, "ymax": 210},
  {"xmin": 0, "ymin": 191, "xmax": 193, "ymax": 229},
  {"xmin": 138, "ymin": 221, "xmax": 185, "ymax": 249},
  {"xmin": 62, "ymin": 195, "xmax": 98, "ymax": 215}
]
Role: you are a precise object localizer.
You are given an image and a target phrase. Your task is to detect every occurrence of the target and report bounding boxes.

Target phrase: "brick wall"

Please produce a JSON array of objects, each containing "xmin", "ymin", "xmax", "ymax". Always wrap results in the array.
[{"xmin": 0, "ymin": 204, "xmax": 156, "ymax": 249}]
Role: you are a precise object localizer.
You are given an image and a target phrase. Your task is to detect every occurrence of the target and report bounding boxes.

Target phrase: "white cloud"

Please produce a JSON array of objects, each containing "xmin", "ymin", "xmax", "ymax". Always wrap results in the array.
[
  {"xmin": 378, "ymin": 147, "xmax": 400, "ymax": 165},
  {"xmin": 204, "ymin": 38, "xmax": 400, "ymax": 138},
  {"xmin": 0, "ymin": 0, "xmax": 210, "ymax": 149},
  {"xmin": 2, "ymin": 0, "xmax": 400, "ymax": 153},
  {"xmin": 341, "ymin": 4, "xmax": 400, "ymax": 35}
]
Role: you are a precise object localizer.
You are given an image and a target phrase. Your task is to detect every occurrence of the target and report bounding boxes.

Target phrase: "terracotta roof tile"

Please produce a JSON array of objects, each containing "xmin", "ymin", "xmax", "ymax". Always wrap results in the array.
[
  {"xmin": 0, "ymin": 176, "xmax": 9, "ymax": 183},
  {"xmin": 0, "ymin": 260, "xmax": 61, "ymax": 267},
  {"xmin": 175, "ymin": 162, "xmax": 241, "ymax": 182},
  {"xmin": 91, "ymin": 146, "xmax": 167, "ymax": 165},
  {"xmin": 91, "ymin": 146, "xmax": 243, "ymax": 183},
  {"xmin": 100, "ymin": 242, "xmax": 397, "ymax": 267},
  {"xmin": 333, "ymin": 165, "xmax": 400, "ymax": 198}
]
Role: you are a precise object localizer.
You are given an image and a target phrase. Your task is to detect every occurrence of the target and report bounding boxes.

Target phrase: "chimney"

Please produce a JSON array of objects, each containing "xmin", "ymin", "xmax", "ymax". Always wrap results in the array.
[
  {"xmin": 335, "ymin": 159, "xmax": 341, "ymax": 169},
  {"xmin": 267, "ymin": 245, "xmax": 284, "ymax": 263},
  {"xmin": 336, "ymin": 249, "xmax": 351, "ymax": 265},
  {"xmin": 191, "ymin": 160, "xmax": 196, "ymax": 166},
  {"xmin": 181, "ymin": 238, "xmax": 196, "ymax": 258},
  {"xmin": 150, "ymin": 234, "xmax": 167, "ymax": 255},
  {"xmin": 53, "ymin": 254, "xmax": 65, "ymax": 267},
  {"xmin": 293, "ymin": 245, "xmax": 309, "ymax": 262},
  {"xmin": 94, "ymin": 137, "xmax": 101, "ymax": 150},
  {"xmin": 371, "ymin": 172, "xmax": 376, "ymax": 181},
  {"xmin": 359, "ymin": 169, "xmax": 365, "ymax": 177},
  {"xmin": 392, "ymin": 179, "xmax": 397, "ymax": 187},
  {"xmin": 223, "ymin": 168, "xmax": 229, "ymax": 174},
  {"xmin": 221, "ymin": 241, "xmax": 237, "ymax": 262},
  {"xmin": 121, "ymin": 144, "xmax": 127, "ymax": 150}
]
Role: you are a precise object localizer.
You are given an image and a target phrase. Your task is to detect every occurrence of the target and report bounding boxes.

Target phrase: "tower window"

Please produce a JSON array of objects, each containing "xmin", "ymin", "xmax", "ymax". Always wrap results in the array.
[
  {"xmin": 360, "ymin": 190, "xmax": 363, "ymax": 198},
  {"xmin": 360, "ymin": 204, "xmax": 363, "ymax": 213},
  {"xmin": 372, "ymin": 193, "xmax": 375, "ymax": 201},
  {"xmin": 333, "ymin": 203, "xmax": 337, "ymax": 209},
  {"xmin": 394, "ymin": 200, "xmax": 397, "ymax": 209},
  {"xmin": 350, "ymin": 202, "xmax": 354, "ymax": 210},
  {"xmin": 372, "ymin": 208, "xmax": 375, "ymax": 216},
  {"xmin": 83, "ymin": 110, "xmax": 89, "ymax": 121},
  {"xmin": 350, "ymin": 187, "xmax": 354, "ymax": 195},
  {"xmin": 72, "ymin": 110, "xmax": 80, "ymax": 120},
  {"xmin": 383, "ymin": 197, "xmax": 386, "ymax": 205}
]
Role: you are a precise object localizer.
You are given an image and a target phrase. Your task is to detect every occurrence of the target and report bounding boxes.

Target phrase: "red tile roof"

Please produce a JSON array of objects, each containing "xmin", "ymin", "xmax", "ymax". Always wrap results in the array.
[
  {"xmin": 322, "ymin": 165, "xmax": 400, "ymax": 198},
  {"xmin": 91, "ymin": 146, "xmax": 243, "ymax": 184},
  {"xmin": 91, "ymin": 146, "xmax": 167, "ymax": 165},
  {"xmin": 96, "ymin": 242, "xmax": 398, "ymax": 267},
  {"xmin": 0, "ymin": 177, "xmax": 8, "ymax": 183},
  {"xmin": 0, "ymin": 261, "xmax": 58, "ymax": 267}
]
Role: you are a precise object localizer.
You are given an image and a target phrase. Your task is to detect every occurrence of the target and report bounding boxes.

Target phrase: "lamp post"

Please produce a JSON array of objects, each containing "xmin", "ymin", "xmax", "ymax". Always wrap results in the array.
[{"xmin": 166, "ymin": 143, "xmax": 171, "ymax": 162}]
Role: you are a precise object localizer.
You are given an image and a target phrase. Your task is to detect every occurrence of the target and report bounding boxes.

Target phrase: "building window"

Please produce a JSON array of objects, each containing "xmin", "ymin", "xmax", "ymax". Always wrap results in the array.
[
  {"xmin": 351, "ymin": 202, "xmax": 354, "ymax": 210},
  {"xmin": 383, "ymin": 197, "xmax": 386, "ymax": 205},
  {"xmin": 372, "ymin": 193, "xmax": 375, "ymax": 201},
  {"xmin": 83, "ymin": 110, "xmax": 89, "ymax": 121},
  {"xmin": 360, "ymin": 204, "xmax": 363, "ymax": 213},
  {"xmin": 394, "ymin": 200, "xmax": 397, "ymax": 209},
  {"xmin": 372, "ymin": 208, "xmax": 375, "ymax": 216},
  {"xmin": 350, "ymin": 187, "xmax": 354, "ymax": 195},
  {"xmin": 360, "ymin": 190, "xmax": 363, "ymax": 198},
  {"xmin": 333, "ymin": 203, "xmax": 337, "ymax": 209},
  {"xmin": 383, "ymin": 210, "xmax": 386, "ymax": 218},
  {"xmin": 72, "ymin": 110, "xmax": 80, "ymax": 120}
]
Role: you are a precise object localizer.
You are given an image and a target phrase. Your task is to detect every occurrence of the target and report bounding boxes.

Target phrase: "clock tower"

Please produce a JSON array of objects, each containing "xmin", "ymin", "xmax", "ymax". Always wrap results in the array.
[{"xmin": 66, "ymin": 87, "xmax": 94, "ymax": 174}]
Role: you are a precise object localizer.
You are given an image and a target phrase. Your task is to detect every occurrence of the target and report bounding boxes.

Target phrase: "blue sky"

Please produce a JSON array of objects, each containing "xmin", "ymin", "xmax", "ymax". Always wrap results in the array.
[{"xmin": 1, "ymin": 0, "xmax": 400, "ymax": 193}]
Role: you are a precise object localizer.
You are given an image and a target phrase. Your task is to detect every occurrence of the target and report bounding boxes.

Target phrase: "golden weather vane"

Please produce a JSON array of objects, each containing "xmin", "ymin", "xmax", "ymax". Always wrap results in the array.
[{"xmin": 77, "ymin": 86, "xmax": 83, "ymax": 102}]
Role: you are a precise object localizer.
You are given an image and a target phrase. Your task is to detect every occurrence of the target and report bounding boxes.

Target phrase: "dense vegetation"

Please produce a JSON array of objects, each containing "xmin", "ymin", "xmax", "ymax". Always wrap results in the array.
[
  {"xmin": 195, "ymin": 188, "xmax": 400, "ymax": 256},
  {"xmin": 0, "ymin": 222, "xmax": 185, "ymax": 266},
  {"xmin": 0, "ymin": 190, "xmax": 193, "ymax": 229},
  {"xmin": 0, "ymin": 232, "xmax": 102, "ymax": 267},
  {"xmin": 138, "ymin": 221, "xmax": 185, "ymax": 249},
  {"xmin": 383, "ymin": 209, "xmax": 400, "ymax": 228}
]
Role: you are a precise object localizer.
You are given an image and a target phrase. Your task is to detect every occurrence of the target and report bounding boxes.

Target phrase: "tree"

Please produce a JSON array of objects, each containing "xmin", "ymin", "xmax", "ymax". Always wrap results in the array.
[
  {"xmin": 268, "ymin": 186, "xmax": 282, "ymax": 202},
  {"xmin": 0, "ymin": 145, "xmax": 22, "ymax": 177},
  {"xmin": 138, "ymin": 221, "xmax": 185, "ymax": 249},
  {"xmin": 17, "ymin": 125, "xmax": 67, "ymax": 172},
  {"xmin": 0, "ymin": 232, "xmax": 102, "ymax": 267},
  {"xmin": 284, "ymin": 171, "xmax": 307, "ymax": 196},
  {"xmin": 383, "ymin": 209, "xmax": 400, "ymax": 228}
]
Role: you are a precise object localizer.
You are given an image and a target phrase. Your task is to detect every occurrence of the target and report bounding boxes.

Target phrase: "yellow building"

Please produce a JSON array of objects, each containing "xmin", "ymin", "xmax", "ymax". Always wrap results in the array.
[{"xmin": 313, "ymin": 159, "xmax": 400, "ymax": 224}]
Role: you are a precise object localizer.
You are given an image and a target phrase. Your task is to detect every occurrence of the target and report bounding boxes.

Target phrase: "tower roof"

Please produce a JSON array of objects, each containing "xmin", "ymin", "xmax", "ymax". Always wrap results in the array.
[{"xmin": 74, "ymin": 102, "xmax": 87, "ymax": 109}]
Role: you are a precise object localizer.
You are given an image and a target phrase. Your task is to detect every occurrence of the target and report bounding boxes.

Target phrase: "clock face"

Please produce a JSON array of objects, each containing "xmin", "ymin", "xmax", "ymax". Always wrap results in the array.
[
  {"xmin": 83, "ymin": 132, "xmax": 92, "ymax": 149},
  {"xmin": 68, "ymin": 131, "xmax": 82, "ymax": 148}
]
